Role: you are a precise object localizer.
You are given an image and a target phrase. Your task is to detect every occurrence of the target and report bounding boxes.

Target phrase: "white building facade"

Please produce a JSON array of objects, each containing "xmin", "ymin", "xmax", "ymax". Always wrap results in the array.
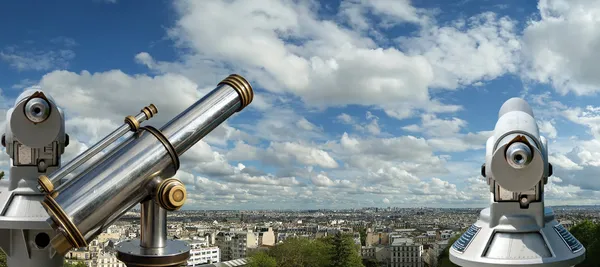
[
  {"xmin": 187, "ymin": 242, "xmax": 220, "ymax": 266},
  {"xmin": 389, "ymin": 238, "xmax": 424, "ymax": 267}
]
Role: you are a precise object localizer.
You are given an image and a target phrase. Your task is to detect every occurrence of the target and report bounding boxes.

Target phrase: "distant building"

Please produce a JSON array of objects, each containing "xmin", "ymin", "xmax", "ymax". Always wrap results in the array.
[
  {"xmin": 366, "ymin": 232, "xmax": 390, "ymax": 246},
  {"xmin": 93, "ymin": 252, "xmax": 126, "ymax": 267},
  {"xmin": 187, "ymin": 241, "xmax": 220, "ymax": 266},
  {"xmin": 559, "ymin": 220, "xmax": 574, "ymax": 229},
  {"xmin": 389, "ymin": 238, "xmax": 424, "ymax": 267},
  {"xmin": 439, "ymin": 230, "xmax": 454, "ymax": 240},
  {"xmin": 361, "ymin": 246, "xmax": 376, "ymax": 259},
  {"xmin": 215, "ymin": 231, "xmax": 257, "ymax": 261},
  {"xmin": 257, "ymin": 227, "xmax": 275, "ymax": 246}
]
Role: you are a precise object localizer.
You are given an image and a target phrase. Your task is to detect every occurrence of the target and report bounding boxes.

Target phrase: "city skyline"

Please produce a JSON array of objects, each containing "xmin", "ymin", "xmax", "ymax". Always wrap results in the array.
[{"xmin": 1, "ymin": 0, "xmax": 599, "ymax": 210}]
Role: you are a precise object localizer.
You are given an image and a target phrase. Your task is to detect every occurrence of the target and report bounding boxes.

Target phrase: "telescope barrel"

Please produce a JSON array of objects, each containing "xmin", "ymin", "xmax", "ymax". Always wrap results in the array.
[
  {"xmin": 41, "ymin": 74, "xmax": 253, "ymax": 255},
  {"xmin": 38, "ymin": 104, "xmax": 158, "ymax": 193}
]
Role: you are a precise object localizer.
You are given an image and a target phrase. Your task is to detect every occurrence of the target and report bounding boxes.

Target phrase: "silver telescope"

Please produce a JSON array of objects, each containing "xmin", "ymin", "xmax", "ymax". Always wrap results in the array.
[
  {"xmin": 450, "ymin": 98, "xmax": 584, "ymax": 267},
  {"xmin": 38, "ymin": 104, "xmax": 158, "ymax": 193},
  {"xmin": 38, "ymin": 74, "xmax": 253, "ymax": 265}
]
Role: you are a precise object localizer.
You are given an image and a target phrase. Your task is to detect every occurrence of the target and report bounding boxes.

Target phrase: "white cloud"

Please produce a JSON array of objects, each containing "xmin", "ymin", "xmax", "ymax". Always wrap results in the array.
[
  {"xmin": 340, "ymin": 0, "xmax": 432, "ymax": 29},
  {"xmin": 1, "ymin": 48, "xmax": 75, "ymax": 71},
  {"xmin": 37, "ymin": 70, "xmax": 201, "ymax": 127},
  {"xmin": 563, "ymin": 105, "xmax": 600, "ymax": 138},
  {"xmin": 538, "ymin": 120, "xmax": 558, "ymax": 139},
  {"xmin": 400, "ymin": 12, "xmax": 521, "ymax": 89},
  {"xmin": 549, "ymin": 153, "xmax": 582, "ymax": 171},
  {"xmin": 337, "ymin": 113, "xmax": 354, "ymax": 124},
  {"xmin": 2, "ymin": 0, "xmax": 599, "ymax": 209},
  {"xmin": 145, "ymin": 0, "xmax": 481, "ymax": 120},
  {"xmin": 522, "ymin": 0, "xmax": 600, "ymax": 95},
  {"xmin": 227, "ymin": 140, "xmax": 338, "ymax": 169},
  {"xmin": 296, "ymin": 117, "xmax": 319, "ymax": 132}
]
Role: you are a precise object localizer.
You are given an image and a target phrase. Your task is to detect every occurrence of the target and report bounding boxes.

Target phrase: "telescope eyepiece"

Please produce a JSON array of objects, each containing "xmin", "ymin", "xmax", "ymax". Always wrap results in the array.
[
  {"xmin": 25, "ymin": 97, "xmax": 51, "ymax": 123},
  {"xmin": 506, "ymin": 142, "xmax": 532, "ymax": 169}
]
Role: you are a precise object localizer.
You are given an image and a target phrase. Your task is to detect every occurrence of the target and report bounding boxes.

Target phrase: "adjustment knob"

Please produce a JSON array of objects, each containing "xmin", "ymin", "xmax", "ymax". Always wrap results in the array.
[{"xmin": 156, "ymin": 178, "xmax": 186, "ymax": 211}]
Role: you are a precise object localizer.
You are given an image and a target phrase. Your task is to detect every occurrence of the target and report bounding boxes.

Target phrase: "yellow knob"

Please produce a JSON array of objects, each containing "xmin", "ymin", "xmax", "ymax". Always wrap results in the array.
[{"xmin": 156, "ymin": 178, "xmax": 186, "ymax": 211}]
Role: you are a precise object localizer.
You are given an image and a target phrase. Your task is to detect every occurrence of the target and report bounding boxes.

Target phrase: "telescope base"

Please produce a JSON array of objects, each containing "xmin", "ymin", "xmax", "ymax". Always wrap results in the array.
[
  {"xmin": 0, "ymin": 181, "xmax": 65, "ymax": 267},
  {"xmin": 450, "ymin": 207, "xmax": 585, "ymax": 267},
  {"xmin": 116, "ymin": 239, "xmax": 190, "ymax": 267}
]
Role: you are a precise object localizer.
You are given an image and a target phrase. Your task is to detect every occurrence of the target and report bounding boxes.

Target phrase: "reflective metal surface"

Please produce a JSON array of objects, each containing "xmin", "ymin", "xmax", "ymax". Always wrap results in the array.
[
  {"xmin": 116, "ymin": 239, "xmax": 190, "ymax": 267},
  {"xmin": 39, "ymin": 105, "xmax": 157, "ymax": 193},
  {"xmin": 41, "ymin": 74, "xmax": 254, "ymax": 255},
  {"xmin": 451, "ymin": 97, "xmax": 585, "ymax": 267},
  {"xmin": 24, "ymin": 97, "xmax": 50, "ymax": 123},
  {"xmin": 161, "ymin": 83, "xmax": 242, "ymax": 155},
  {"xmin": 0, "ymin": 89, "xmax": 67, "ymax": 267},
  {"xmin": 140, "ymin": 199, "xmax": 166, "ymax": 248},
  {"xmin": 44, "ymin": 130, "xmax": 173, "ymax": 251},
  {"xmin": 506, "ymin": 142, "xmax": 532, "ymax": 169}
]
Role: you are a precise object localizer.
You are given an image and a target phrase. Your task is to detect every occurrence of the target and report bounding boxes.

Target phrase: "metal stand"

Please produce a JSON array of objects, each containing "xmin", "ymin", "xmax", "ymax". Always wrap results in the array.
[
  {"xmin": 0, "ymin": 188, "xmax": 65, "ymax": 267},
  {"xmin": 450, "ymin": 206, "xmax": 585, "ymax": 267},
  {"xmin": 116, "ymin": 199, "xmax": 189, "ymax": 267}
]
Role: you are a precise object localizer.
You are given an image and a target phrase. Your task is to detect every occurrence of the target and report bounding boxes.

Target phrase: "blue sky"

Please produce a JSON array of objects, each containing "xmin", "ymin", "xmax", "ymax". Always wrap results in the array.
[{"xmin": 1, "ymin": 0, "xmax": 600, "ymax": 210}]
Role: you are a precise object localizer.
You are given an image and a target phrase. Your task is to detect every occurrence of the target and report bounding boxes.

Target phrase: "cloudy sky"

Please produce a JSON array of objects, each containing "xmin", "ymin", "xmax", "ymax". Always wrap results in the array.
[{"xmin": 1, "ymin": 0, "xmax": 600, "ymax": 210}]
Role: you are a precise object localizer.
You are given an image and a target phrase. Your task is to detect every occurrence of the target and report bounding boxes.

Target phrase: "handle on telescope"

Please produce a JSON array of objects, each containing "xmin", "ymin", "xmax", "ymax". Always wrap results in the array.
[{"xmin": 37, "ymin": 104, "xmax": 159, "ymax": 194}]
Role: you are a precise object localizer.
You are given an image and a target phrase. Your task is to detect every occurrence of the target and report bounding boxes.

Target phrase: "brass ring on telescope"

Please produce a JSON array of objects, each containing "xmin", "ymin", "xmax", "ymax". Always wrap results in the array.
[
  {"xmin": 218, "ymin": 74, "xmax": 254, "ymax": 111},
  {"xmin": 141, "ymin": 108, "xmax": 151, "ymax": 119},
  {"xmin": 141, "ymin": 104, "xmax": 158, "ymax": 119},
  {"xmin": 124, "ymin": 115, "xmax": 140, "ymax": 131},
  {"xmin": 148, "ymin": 104, "xmax": 158, "ymax": 115},
  {"xmin": 41, "ymin": 195, "xmax": 87, "ymax": 249},
  {"xmin": 140, "ymin": 126, "xmax": 180, "ymax": 171},
  {"xmin": 156, "ymin": 178, "xmax": 186, "ymax": 211},
  {"xmin": 38, "ymin": 175, "xmax": 54, "ymax": 193}
]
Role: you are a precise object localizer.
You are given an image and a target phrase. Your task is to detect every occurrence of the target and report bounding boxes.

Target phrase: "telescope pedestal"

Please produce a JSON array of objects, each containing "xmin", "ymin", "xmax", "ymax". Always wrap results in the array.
[
  {"xmin": 116, "ymin": 239, "xmax": 189, "ymax": 267},
  {"xmin": 450, "ymin": 206, "xmax": 585, "ymax": 267},
  {"xmin": 0, "ymin": 172, "xmax": 64, "ymax": 267},
  {"xmin": 116, "ymin": 199, "xmax": 189, "ymax": 267}
]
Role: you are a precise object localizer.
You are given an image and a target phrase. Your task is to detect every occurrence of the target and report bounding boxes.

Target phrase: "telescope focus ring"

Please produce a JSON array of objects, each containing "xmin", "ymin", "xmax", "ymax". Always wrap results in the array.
[
  {"xmin": 218, "ymin": 74, "xmax": 254, "ymax": 111},
  {"xmin": 156, "ymin": 178, "xmax": 186, "ymax": 211}
]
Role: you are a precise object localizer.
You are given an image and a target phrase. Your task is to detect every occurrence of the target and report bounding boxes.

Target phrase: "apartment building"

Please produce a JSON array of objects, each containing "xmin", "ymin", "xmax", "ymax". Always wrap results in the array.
[
  {"xmin": 187, "ymin": 241, "xmax": 220, "ymax": 266},
  {"xmin": 257, "ymin": 227, "xmax": 275, "ymax": 246},
  {"xmin": 215, "ymin": 230, "xmax": 258, "ymax": 261},
  {"xmin": 389, "ymin": 238, "xmax": 424, "ymax": 267}
]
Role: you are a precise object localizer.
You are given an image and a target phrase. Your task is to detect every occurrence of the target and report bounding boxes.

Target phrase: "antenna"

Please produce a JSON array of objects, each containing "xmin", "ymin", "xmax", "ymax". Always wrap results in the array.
[{"xmin": 450, "ymin": 98, "xmax": 585, "ymax": 267}]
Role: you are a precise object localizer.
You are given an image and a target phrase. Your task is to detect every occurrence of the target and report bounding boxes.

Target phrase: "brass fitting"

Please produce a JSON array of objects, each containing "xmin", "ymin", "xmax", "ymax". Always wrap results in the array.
[
  {"xmin": 218, "ymin": 74, "xmax": 254, "ymax": 111},
  {"xmin": 51, "ymin": 233, "xmax": 73, "ymax": 256},
  {"xmin": 124, "ymin": 115, "xmax": 140, "ymax": 131},
  {"xmin": 141, "ymin": 104, "xmax": 158, "ymax": 120},
  {"xmin": 38, "ymin": 175, "xmax": 54, "ymax": 193},
  {"xmin": 156, "ymin": 178, "xmax": 186, "ymax": 211},
  {"xmin": 41, "ymin": 195, "xmax": 87, "ymax": 254}
]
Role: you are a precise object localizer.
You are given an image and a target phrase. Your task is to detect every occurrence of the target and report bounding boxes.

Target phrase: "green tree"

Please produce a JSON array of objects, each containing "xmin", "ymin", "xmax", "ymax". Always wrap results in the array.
[
  {"xmin": 248, "ymin": 251, "xmax": 276, "ymax": 267},
  {"xmin": 362, "ymin": 258, "xmax": 379, "ymax": 267},
  {"xmin": 268, "ymin": 237, "xmax": 331, "ymax": 267},
  {"xmin": 327, "ymin": 232, "xmax": 363, "ymax": 267},
  {"xmin": 64, "ymin": 261, "xmax": 87, "ymax": 267},
  {"xmin": 570, "ymin": 220, "xmax": 600, "ymax": 267},
  {"xmin": 359, "ymin": 228, "xmax": 367, "ymax": 246},
  {"xmin": 438, "ymin": 233, "xmax": 461, "ymax": 267},
  {"xmin": 258, "ymin": 234, "xmax": 365, "ymax": 267},
  {"xmin": 0, "ymin": 249, "xmax": 6, "ymax": 267}
]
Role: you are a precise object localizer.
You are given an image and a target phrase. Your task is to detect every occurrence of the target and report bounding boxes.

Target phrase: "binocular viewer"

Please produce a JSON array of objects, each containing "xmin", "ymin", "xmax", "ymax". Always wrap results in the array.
[{"xmin": 450, "ymin": 98, "xmax": 585, "ymax": 267}]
